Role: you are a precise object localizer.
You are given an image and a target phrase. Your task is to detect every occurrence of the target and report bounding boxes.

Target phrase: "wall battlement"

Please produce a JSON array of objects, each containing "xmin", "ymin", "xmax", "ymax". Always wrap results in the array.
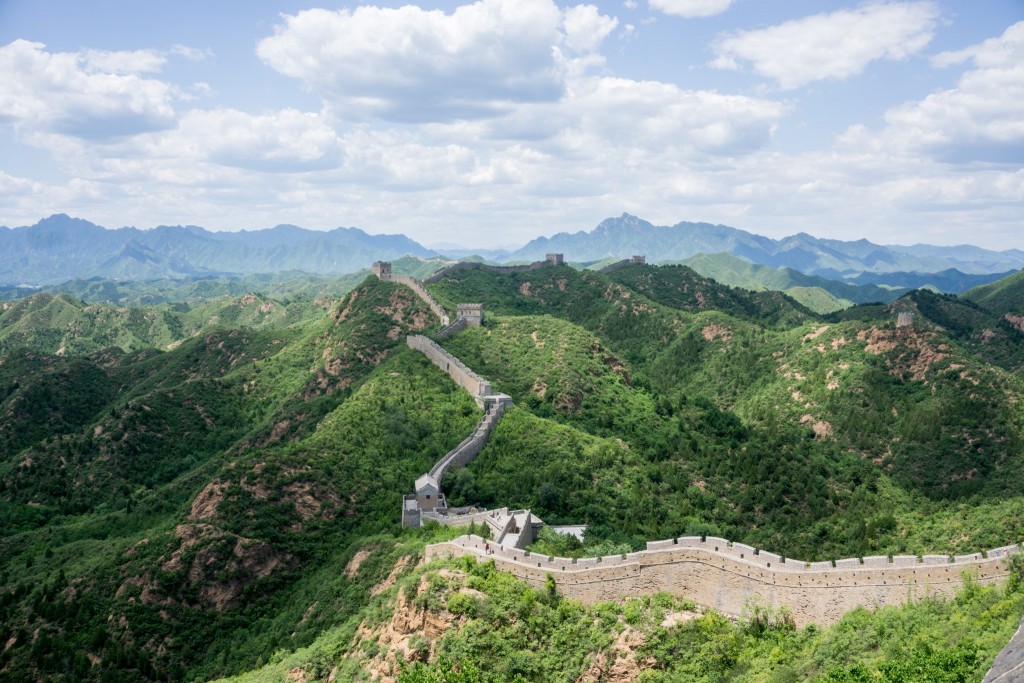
[
  {"xmin": 423, "ymin": 258, "xmax": 563, "ymax": 284},
  {"xmin": 407, "ymin": 335, "xmax": 493, "ymax": 398},
  {"xmin": 391, "ymin": 275, "xmax": 450, "ymax": 326},
  {"xmin": 599, "ymin": 257, "xmax": 648, "ymax": 274},
  {"xmin": 427, "ymin": 534, "xmax": 1019, "ymax": 627},
  {"xmin": 397, "ymin": 255, "xmax": 1020, "ymax": 631},
  {"xmin": 403, "ymin": 333, "xmax": 512, "ymax": 528},
  {"xmin": 428, "ymin": 402, "xmax": 505, "ymax": 482}
]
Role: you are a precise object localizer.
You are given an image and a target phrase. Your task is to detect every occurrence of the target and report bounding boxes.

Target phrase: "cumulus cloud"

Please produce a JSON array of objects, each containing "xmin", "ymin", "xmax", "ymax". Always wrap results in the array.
[
  {"xmin": 649, "ymin": 0, "xmax": 734, "ymax": 19},
  {"xmin": 711, "ymin": 1, "xmax": 939, "ymax": 89},
  {"xmin": 256, "ymin": 0, "xmax": 617, "ymax": 122},
  {"xmin": 556, "ymin": 77, "xmax": 785, "ymax": 155},
  {"xmin": 179, "ymin": 109, "xmax": 344, "ymax": 173},
  {"xmin": 0, "ymin": 40, "xmax": 176, "ymax": 139},
  {"xmin": 562, "ymin": 5, "xmax": 619, "ymax": 53},
  {"xmin": 882, "ymin": 21, "xmax": 1024, "ymax": 163}
]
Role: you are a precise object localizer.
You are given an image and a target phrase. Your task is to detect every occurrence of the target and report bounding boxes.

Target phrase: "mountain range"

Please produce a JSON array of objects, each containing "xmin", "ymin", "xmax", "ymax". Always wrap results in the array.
[
  {"xmin": 511, "ymin": 213, "xmax": 1024, "ymax": 277},
  {"xmin": 0, "ymin": 214, "xmax": 433, "ymax": 285},
  {"xmin": 2, "ymin": 213, "xmax": 1022, "ymax": 301}
]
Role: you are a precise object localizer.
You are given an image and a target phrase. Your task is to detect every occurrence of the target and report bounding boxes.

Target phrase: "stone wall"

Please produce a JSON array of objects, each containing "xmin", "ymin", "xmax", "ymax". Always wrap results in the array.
[
  {"xmin": 435, "ymin": 317, "xmax": 468, "ymax": 339},
  {"xmin": 407, "ymin": 335, "xmax": 492, "ymax": 397},
  {"xmin": 423, "ymin": 259, "xmax": 559, "ymax": 284},
  {"xmin": 423, "ymin": 507, "xmax": 511, "ymax": 528},
  {"xmin": 428, "ymin": 402, "xmax": 505, "ymax": 482},
  {"xmin": 426, "ymin": 534, "xmax": 1019, "ymax": 627},
  {"xmin": 597, "ymin": 259, "xmax": 633, "ymax": 274},
  {"xmin": 393, "ymin": 275, "xmax": 450, "ymax": 326}
]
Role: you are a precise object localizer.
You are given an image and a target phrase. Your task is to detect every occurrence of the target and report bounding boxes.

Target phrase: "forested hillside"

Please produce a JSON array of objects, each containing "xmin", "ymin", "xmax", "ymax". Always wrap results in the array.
[{"xmin": 1, "ymin": 264, "xmax": 1023, "ymax": 682}]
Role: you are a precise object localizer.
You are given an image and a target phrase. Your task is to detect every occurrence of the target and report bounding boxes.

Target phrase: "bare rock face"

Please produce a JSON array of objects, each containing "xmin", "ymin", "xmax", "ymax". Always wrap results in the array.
[
  {"xmin": 350, "ymin": 569, "xmax": 465, "ymax": 683},
  {"xmin": 143, "ymin": 523, "xmax": 289, "ymax": 613},
  {"xmin": 578, "ymin": 627, "xmax": 653, "ymax": 683}
]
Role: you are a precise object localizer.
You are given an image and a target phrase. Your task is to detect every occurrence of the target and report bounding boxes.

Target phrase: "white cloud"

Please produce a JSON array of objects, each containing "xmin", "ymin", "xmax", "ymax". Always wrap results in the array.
[
  {"xmin": 170, "ymin": 45, "xmax": 214, "ymax": 62},
  {"xmin": 256, "ymin": 0, "xmax": 617, "ymax": 123},
  {"xmin": 0, "ymin": 40, "xmax": 176, "ymax": 139},
  {"xmin": 555, "ymin": 77, "xmax": 785, "ymax": 155},
  {"xmin": 711, "ymin": 2, "xmax": 939, "ymax": 89},
  {"xmin": 649, "ymin": 0, "xmax": 733, "ymax": 19},
  {"xmin": 830, "ymin": 22, "xmax": 1024, "ymax": 165},
  {"xmin": 179, "ymin": 109, "xmax": 344, "ymax": 173},
  {"xmin": 882, "ymin": 21, "xmax": 1024, "ymax": 163},
  {"xmin": 562, "ymin": 5, "xmax": 619, "ymax": 53}
]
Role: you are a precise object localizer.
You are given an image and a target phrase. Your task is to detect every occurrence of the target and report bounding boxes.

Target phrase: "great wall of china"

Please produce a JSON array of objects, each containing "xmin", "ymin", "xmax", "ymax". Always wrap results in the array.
[
  {"xmin": 373, "ymin": 259, "xmax": 1021, "ymax": 628},
  {"xmin": 426, "ymin": 534, "xmax": 1018, "ymax": 627}
]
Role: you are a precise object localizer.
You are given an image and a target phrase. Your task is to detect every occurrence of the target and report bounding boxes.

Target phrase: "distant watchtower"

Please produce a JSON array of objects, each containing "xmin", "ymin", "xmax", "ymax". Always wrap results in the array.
[
  {"xmin": 896, "ymin": 311, "xmax": 915, "ymax": 328},
  {"xmin": 630, "ymin": 255, "xmax": 646, "ymax": 265},
  {"xmin": 546, "ymin": 253, "xmax": 564, "ymax": 265},
  {"xmin": 457, "ymin": 303, "xmax": 484, "ymax": 327},
  {"xmin": 372, "ymin": 261, "xmax": 392, "ymax": 281}
]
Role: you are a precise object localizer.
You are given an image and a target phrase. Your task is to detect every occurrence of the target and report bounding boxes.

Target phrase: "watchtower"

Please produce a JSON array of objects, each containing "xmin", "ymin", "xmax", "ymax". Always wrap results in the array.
[
  {"xmin": 896, "ymin": 311, "xmax": 915, "ymax": 328},
  {"xmin": 457, "ymin": 303, "xmax": 484, "ymax": 327},
  {"xmin": 546, "ymin": 253, "xmax": 564, "ymax": 265},
  {"xmin": 372, "ymin": 261, "xmax": 392, "ymax": 281},
  {"xmin": 630, "ymin": 255, "xmax": 646, "ymax": 265}
]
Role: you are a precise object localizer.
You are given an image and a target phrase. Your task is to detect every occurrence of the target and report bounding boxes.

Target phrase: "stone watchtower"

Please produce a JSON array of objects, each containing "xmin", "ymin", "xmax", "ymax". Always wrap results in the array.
[
  {"xmin": 372, "ymin": 261, "xmax": 392, "ymax": 281},
  {"xmin": 630, "ymin": 255, "xmax": 646, "ymax": 265},
  {"xmin": 896, "ymin": 311, "xmax": 915, "ymax": 328},
  {"xmin": 457, "ymin": 303, "xmax": 484, "ymax": 327},
  {"xmin": 546, "ymin": 253, "xmax": 564, "ymax": 265}
]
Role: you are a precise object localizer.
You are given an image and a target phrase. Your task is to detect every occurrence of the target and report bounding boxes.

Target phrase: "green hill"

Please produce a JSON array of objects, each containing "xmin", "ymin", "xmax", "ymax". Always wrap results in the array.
[
  {"xmin": 1, "ymin": 267, "xmax": 1024, "ymax": 681},
  {"xmin": 674, "ymin": 252, "xmax": 903, "ymax": 310},
  {"xmin": 965, "ymin": 268, "xmax": 1024, "ymax": 318},
  {"xmin": 0, "ymin": 291, "xmax": 321, "ymax": 356}
]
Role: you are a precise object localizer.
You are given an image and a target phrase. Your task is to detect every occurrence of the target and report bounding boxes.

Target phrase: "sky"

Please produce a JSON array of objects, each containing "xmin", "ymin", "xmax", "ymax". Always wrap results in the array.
[{"xmin": 0, "ymin": 0, "xmax": 1021, "ymax": 249}]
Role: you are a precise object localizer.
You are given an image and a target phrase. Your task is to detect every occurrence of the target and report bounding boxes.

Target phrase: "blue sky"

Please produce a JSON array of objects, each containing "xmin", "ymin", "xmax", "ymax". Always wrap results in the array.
[{"xmin": 0, "ymin": 0, "xmax": 1021, "ymax": 249}]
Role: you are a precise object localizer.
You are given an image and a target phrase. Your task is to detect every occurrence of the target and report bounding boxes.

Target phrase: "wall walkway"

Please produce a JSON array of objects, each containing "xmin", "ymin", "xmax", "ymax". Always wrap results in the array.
[
  {"xmin": 428, "ymin": 402, "xmax": 506, "ymax": 481},
  {"xmin": 407, "ymin": 335, "xmax": 493, "ymax": 399},
  {"xmin": 392, "ymin": 275, "xmax": 450, "ymax": 326},
  {"xmin": 403, "ymin": 332, "xmax": 512, "ymax": 528},
  {"xmin": 427, "ymin": 534, "xmax": 1019, "ymax": 627}
]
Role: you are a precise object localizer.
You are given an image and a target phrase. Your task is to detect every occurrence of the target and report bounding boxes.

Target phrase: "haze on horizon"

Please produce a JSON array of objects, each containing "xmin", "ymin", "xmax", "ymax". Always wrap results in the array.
[{"xmin": 0, "ymin": 0, "xmax": 1022, "ymax": 250}]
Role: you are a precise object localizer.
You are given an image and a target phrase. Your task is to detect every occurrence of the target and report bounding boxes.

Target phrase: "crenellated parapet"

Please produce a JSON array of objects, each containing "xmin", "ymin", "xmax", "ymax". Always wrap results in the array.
[
  {"xmin": 423, "ymin": 257, "xmax": 565, "ymax": 284},
  {"xmin": 426, "ymin": 534, "xmax": 1020, "ymax": 627},
  {"xmin": 402, "ymin": 334, "xmax": 512, "ymax": 528},
  {"xmin": 407, "ymin": 335, "xmax": 494, "ymax": 399}
]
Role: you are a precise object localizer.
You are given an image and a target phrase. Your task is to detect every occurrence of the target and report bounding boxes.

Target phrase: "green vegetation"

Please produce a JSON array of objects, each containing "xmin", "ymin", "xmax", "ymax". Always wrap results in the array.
[
  {"xmin": 673, "ymin": 252, "xmax": 902, "ymax": 310},
  {"xmin": 0, "ymin": 290, "xmax": 321, "ymax": 356},
  {"xmin": 965, "ymin": 268, "xmax": 1024, "ymax": 317},
  {"xmin": 218, "ymin": 553, "xmax": 1024, "ymax": 683},
  {"xmin": 2, "ymin": 262, "xmax": 1024, "ymax": 681}
]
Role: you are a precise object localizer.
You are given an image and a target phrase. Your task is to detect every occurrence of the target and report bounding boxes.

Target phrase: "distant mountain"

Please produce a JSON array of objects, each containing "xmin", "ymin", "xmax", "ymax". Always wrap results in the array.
[
  {"xmin": 843, "ymin": 268, "xmax": 1019, "ymax": 294},
  {"xmin": 673, "ymin": 252, "xmax": 907, "ymax": 312},
  {"xmin": 0, "ymin": 214, "xmax": 436, "ymax": 285},
  {"xmin": 508, "ymin": 214, "xmax": 1024, "ymax": 276}
]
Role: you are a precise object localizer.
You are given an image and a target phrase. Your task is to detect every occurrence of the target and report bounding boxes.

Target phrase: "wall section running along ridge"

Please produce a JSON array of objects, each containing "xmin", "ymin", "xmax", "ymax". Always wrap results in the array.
[{"xmin": 427, "ymin": 535, "xmax": 1019, "ymax": 627}]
